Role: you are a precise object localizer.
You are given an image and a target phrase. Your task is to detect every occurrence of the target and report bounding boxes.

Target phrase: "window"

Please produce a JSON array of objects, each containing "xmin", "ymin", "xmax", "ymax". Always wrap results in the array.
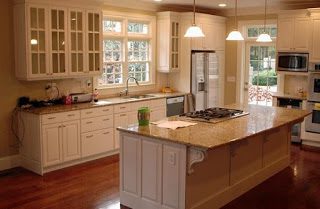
[
  {"xmin": 98, "ymin": 16, "xmax": 154, "ymax": 88},
  {"xmin": 246, "ymin": 25, "xmax": 277, "ymax": 39}
]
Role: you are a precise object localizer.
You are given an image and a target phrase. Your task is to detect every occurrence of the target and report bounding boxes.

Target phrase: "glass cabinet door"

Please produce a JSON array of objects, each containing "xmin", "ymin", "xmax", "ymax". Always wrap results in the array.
[
  {"xmin": 171, "ymin": 22, "xmax": 179, "ymax": 70},
  {"xmin": 50, "ymin": 8, "xmax": 67, "ymax": 75},
  {"xmin": 29, "ymin": 6, "xmax": 48, "ymax": 76},
  {"xmin": 87, "ymin": 11, "xmax": 102, "ymax": 73},
  {"xmin": 70, "ymin": 10, "xmax": 85, "ymax": 74}
]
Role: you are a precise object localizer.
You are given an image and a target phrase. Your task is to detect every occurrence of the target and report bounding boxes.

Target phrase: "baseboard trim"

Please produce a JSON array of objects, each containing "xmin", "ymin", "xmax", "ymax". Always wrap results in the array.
[{"xmin": 0, "ymin": 155, "xmax": 20, "ymax": 171}]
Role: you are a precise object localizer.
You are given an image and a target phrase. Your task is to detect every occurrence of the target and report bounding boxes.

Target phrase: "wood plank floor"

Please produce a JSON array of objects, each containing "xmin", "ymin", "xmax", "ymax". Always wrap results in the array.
[{"xmin": 0, "ymin": 145, "xmax": 319, "ymax": 209}]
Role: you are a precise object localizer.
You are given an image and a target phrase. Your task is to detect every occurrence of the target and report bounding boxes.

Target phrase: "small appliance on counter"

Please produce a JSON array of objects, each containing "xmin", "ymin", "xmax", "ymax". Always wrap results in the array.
[
  {"xmin": 70, "ymin": 93, "xmax": 92, "ymax": 103},
  {"xmin": 277, "ymin": 52, "xmax": 308, "ymax": 72}
]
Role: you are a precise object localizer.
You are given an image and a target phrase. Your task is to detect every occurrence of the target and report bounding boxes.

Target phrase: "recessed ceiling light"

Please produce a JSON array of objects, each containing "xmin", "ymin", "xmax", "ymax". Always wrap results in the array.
[
  {"xmin": 218, "ymin": 3, "xmax": 227, "ymax": 7},
  {"xmin": 154, "ymin": 0, "xmax": 162, "ymax": 2}
]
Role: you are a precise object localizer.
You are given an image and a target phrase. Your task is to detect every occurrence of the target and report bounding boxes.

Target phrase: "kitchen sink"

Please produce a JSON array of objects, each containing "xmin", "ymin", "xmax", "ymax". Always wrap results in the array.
[{"xmin": 125, "ymin": 95, "xmax": 156, "ymax": 99}]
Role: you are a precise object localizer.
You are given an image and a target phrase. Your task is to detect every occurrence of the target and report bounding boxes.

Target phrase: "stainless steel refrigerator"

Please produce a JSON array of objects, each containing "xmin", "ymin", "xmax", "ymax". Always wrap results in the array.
[{"xmin": 191, "ymin": 51, "xmax": 219, "ymax": 111}]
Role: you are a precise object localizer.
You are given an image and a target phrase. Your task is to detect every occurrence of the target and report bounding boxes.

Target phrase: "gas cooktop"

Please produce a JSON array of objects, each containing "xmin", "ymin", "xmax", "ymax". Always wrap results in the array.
[{"xmin": 179, "ymin": 107, "xmax": 249, "ymax": 123}]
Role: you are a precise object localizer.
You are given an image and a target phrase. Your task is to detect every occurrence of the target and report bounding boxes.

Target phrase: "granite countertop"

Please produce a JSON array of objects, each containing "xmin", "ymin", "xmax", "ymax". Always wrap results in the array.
[
  {"xmin": 117, "ymin": 104, "xmax": 310, "ymax": 150},
  {"xmin": 272, "ymin": 92, "xmax": 307, "ymax": 100},
  {"xmin": 21, "ymin": 92, "xmax": 187, "ymax": 115}
]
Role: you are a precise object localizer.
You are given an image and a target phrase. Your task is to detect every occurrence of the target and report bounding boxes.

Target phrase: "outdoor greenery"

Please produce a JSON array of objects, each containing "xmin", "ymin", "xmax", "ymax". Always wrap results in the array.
[{"xmin": 252, "ymin": 69, "xmax": 277, "ymax": 86}]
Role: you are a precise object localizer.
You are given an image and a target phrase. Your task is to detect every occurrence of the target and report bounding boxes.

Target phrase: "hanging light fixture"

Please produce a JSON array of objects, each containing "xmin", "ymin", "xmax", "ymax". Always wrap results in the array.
[
  {"xmin": 184, "ymin": 0, "xmax": 205, "ymax": 38},
  {"xmin": 256, "ymin": 0, "xmax": 272, "ymax": 42},
  {"xmin": 226, "ymin": 0, "xmax": 244, "ymax": 41}
]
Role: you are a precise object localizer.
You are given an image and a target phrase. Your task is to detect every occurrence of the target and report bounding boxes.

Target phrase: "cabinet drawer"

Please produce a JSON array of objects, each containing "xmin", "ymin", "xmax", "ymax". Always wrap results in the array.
[
  {"xmin": 81, "ymin": 106, "xmax": 114, "ymax": 118},
  {"xmin": 150, "ymin": 98, "xmax": 166, "ymax": 109},
  {"xmin": 81, "ymin": 115, "xmax": 114, "ymax": 133},
  {"xmin": 131, "ymin": 101, "xmax": 150, "ymax": 112},
  {"xmin": 81, "ymin": 128, "xmax": 114, "ymax": 157},
  {"xmin": 42, "ymin": 111, "xmax": 80, "ymax": 125},
  {"xmin": 114, "ymin": 103, "xmax": 131, "ymax": 113}
]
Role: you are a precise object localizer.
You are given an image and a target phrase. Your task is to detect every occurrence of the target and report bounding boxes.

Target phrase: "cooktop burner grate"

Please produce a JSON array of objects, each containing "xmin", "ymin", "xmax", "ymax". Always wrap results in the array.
[{"xmin": 179, "ymin": 107, "xmax": 247, "ymax": 122}]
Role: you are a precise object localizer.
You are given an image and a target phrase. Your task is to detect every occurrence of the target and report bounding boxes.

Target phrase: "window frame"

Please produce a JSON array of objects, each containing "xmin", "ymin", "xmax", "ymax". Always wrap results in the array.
[
  {"xmin": 245, "ymin": 24, "xmax": 277, "ymax": 41},
  {"xmin": 95, "ymin": 12, "xmax": 156, "ymax": 90}
]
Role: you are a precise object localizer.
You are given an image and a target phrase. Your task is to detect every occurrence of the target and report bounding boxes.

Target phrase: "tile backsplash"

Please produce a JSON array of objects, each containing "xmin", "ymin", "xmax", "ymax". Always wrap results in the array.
[{"xmin": 284, "ymin": 75, "xmax": 308, "ymax": 96}]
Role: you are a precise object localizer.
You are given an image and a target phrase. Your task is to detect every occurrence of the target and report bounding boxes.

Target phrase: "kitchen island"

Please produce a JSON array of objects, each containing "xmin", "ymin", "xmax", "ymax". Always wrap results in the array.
[{"xmin": 117, "ymin": 105, "xmax": 310, "ymax": 209}]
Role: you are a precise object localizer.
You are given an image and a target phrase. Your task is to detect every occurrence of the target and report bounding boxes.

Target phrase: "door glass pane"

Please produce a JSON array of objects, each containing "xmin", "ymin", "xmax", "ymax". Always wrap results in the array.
[
  {"xmin": 30, "ymin": 8, "xmax": 37, "ymax": 28},
  {"xmin": 38, "ymin": 31, "xmax": 45, "ymax": 51},
  {"xmin": 39, "ymin": 54, "xmax": 46, "ymax": 74},
  {"xmin": 32, "ymin": 53, "xmax": 38, "ymax": 74},
  {"xmin": 77, "ymin": 12, "xmax": 82, "ymax": 30},
  {"xmin": 52, "ymin": 32, "xmax": 58, "ymax": 51},
  {"xmin": 60, "ymin": 53, "xmax": 65, "ymax": 72},
  {"xmin": 52, "ymin": 53, "xmax": 58, "ymax": 73},
  {"xmin": 71, "ymin": 32, "xmax": 76, "ymax": 51},
  {"xmin": 38, "ymin": 9, "xmax": 45, "ymax": 29},
  {"xmin": 78, "ymin": 54, "xmax": 83, "ymax": 72},
  {"xmin": 94, "ymin": 14, "xmax": 99, "ymax": 32},
  {"xmin": 88, "ymin": 13, "xmax": 93, "ymax": 31},
  {"xmin": 95, "ymin": 33, "xmax": 99, "ymax": 51},
  {"xmin": 88, "ymin": 33, "xmax": 93, "ymax": 51},
  {"xmin": 71, "ymin": 12, "xmax": 76, "ymax": 30},
  {"xmin": 95, "ymin": 53, "xmax": 100, "ymax": 71},
  {"xmin": 78, "ymin": 33, "xmax": 83, "ymax": 50},
  {"xmin": 51, "ymin": 10, "xmax": 57, "ymax": 29},
  {"xmin": 58, "ymin": 10, "xmax": 64, "ymax": 30},
  {"xmin": 59, "ymin": 32, "xmax": 65, "ymax": 50},
  {"xmin": 31, "ymin": 31, "xmax": 38, "ymax": 51},
  {"xmin": 89, "ymin": 53, "xmax": 94, "ymax": 71},
  {"xmin": 71, "ymin": 53, "xmax": 77, "ymax": 72}
]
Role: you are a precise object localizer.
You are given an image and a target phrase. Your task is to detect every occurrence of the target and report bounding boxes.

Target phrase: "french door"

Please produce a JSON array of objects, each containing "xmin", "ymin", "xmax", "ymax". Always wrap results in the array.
[{"xmin": 243, "ymin": 43, "xmax": 277, "ymax": 106}]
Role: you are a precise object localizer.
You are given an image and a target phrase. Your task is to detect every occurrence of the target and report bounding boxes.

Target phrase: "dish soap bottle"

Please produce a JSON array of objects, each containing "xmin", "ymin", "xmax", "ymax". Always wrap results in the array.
[{"xmin": 92, "ymin": 88, "xmax": 99, "ymax": 102}]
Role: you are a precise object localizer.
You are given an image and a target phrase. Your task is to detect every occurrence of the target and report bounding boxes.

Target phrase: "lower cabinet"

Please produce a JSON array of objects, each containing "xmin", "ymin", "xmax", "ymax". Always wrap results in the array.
[
  {"xmin": 42, "ymin": 120, "xmax": 81, "ymax": 167},
  {"xmin": 81, "ymin": 128, "xmax": 114, "ymax": 157},
  {"xmin": 114, "ymin": 113, "xmax": 130, "ymax": 149}
]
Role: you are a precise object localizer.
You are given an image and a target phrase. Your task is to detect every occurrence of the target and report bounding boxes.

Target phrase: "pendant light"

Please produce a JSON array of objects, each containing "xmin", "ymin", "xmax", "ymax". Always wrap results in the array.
[
  {"xmin": 184, "ymin": 0, "xmax": 205, "ymax": 38},
  {"xmin": 256, "ymin": 0, "xmax": 272, "ymax": 42},
  {"xmin": 226, "ymin": 0, "xmax": 244, "ymax": 41}
]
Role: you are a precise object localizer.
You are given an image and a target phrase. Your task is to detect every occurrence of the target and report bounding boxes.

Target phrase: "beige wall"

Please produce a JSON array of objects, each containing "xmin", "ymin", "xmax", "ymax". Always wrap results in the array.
[{"xmin": 224, "ymin": 14, "xmax": 277, "ymax": 105}]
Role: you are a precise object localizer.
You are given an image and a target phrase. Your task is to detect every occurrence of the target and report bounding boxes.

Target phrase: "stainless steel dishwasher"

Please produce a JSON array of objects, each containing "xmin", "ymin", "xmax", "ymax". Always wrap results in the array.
[{"xmin": 166, "ymin": 96, "xmax": 185, "ymax": 117}]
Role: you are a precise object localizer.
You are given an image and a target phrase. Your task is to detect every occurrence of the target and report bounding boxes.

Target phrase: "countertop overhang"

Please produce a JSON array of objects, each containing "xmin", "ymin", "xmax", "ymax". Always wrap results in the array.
[{"xmin": 117, "ymin": 104, "xmax": 311, "ymax": 150}]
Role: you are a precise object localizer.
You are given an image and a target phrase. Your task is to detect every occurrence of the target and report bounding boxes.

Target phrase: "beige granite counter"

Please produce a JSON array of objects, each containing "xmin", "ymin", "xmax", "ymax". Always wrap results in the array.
[
  {"xmin": 21, "ymin": 92, "xmax": 187, "ymax": 115},
  {"xmin": 272, "ymin": 92, "xmax": 307, "ymax": 100},
  {"xmin": 21, "ymin": 92, "xmax": 186, "ymax": 115},
  {"xmin": 117, "ymin": 104, "xmax": 310, "ymax": 150}
]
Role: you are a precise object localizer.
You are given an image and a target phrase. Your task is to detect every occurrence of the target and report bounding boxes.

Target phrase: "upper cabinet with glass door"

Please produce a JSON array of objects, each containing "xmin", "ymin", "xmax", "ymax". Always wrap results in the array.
[
  {"xmin": 86, "ymin": 11, "xmax": 103, "ymax": 75},
  {"xmin": 157, "ymin": 12, "xmax": 180, "ymax": 73},
  {"xmin": 13, "ymin": 2, "xmax": 103, "ymax": 80}
]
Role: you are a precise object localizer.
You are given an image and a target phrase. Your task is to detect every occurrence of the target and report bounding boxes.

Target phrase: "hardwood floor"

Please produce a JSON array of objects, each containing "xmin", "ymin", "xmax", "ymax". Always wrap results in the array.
[{"xmin": 0, "ymin": 145, "xmax": 319, "ymax": 209}]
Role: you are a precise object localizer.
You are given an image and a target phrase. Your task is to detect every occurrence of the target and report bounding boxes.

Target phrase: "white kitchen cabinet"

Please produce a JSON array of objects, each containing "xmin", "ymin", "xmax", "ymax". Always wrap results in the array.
[
  {"xmin": 42, "ymin": 120, "xmax": 80, "ymax": 167},
  {"xmin": 277, "ymin": 14, "xmax": 310, "ymax": 52},
  {"xmin": 157, "ymin": 12, "xmax": 180, "ymax": 73},
  {"xmin": 114, "ymin": 112, "xmax": 130, "ymax": 149},
  {"xmin": 13, "ymin": 2, "xmax": 103, "ymax": 80},
  {"xmin": 150, "ymin": 108, "xmax": 166, "ymax": 122},
  {"xmin": 82, "ymin": 128, "xmax": 114, "ymax": 157},
  {"xmin": 310, "ymin": 14, "xmax": 320, "ymax": 61}
]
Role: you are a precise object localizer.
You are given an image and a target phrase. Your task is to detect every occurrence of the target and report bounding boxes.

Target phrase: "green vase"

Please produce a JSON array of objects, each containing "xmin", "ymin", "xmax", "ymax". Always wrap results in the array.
[{"xmin": 138, "ymin": 107, "xmax": 150, "ymax": 126}]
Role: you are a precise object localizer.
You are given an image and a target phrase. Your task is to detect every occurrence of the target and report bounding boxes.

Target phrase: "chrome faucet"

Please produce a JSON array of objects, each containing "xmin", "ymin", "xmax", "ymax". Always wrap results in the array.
[{"xmin": 120, "ymin": 77, "xmax": 140, "ymax": 96}]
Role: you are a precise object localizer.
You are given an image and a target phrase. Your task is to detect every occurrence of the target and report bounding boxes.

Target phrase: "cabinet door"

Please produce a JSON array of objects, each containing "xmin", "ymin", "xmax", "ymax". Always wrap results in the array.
[
  {"xmin": 28, "ymin": 6, "xmax": 49, "ymax": 78},
  {"xmin": 86, "ymin": 11, "xmax": 102, "ymax": 75},
  {"xmin": 49, "ymin": 8, "xmax": 68, "ymax": 76},
  {"xmin": 62, "ymin": 120, "xmax": 81, "ymax": 162},
  {"xmin": 202, "ymin": 22, "xmax": 215, "ymax": 50},
  {"xmin": 293, "ymin": 17, "xmax": 310, "ymax": 51},
  {"xmin": 191, "ymin": 23, "xmax": 204, "ymax": 50},
  {"xmin": 277, "ymin": 18, "xmax": 294, "ymax": 51},
  {"xmin": 150, "ymin": 108, "xmax": 166, "ymax": 122},
  {"xmin": 310, "ymin": 17, "xmax": 320, "ymax": 61},
  {"xmin": 214, "ymin": 22, "xmax": 226, "ymax": 51},
  {"xmin": 69, "ymin": 9, "xmax": 86, "ymax": 75},
  {"xmin": 42, "ymin": 123, "xmax": 62, "ymax": 167},
  {"xmin": 114, "ymin": 113, "xmax": 129, "ymax": 149},
  {"xmin": 230, "ymin": 136, "xmax": 263, "ymax": 185},
  {"xmin": 171, "ymin": 21, "xmax": 179, "ymax": 71}
]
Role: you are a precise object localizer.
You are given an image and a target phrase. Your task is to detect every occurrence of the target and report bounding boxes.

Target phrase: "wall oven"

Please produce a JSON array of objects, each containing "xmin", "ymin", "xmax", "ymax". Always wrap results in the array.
[
  {"xmin": 277, "ymin": 52, "xmax": 308, "ymax": 72},
  {"xmin": 308, "ymin": 72, "xmax": 320, "ymax": 102},
  {"xmin": 305, "ymin": 102, "xmax": 320, "ymax": 134}
]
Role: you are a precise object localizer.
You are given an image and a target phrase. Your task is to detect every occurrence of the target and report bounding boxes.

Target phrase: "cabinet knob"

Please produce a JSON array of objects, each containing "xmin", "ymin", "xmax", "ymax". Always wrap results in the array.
[{"xmin": 86, "ymin": 135, "xmax": 94, "ymax": 138}]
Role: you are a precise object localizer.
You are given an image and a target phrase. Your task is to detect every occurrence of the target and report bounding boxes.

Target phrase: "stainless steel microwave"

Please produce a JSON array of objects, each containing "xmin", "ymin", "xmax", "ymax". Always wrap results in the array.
[{"xmin": 277, "ymin": 52, "xmax": 308, "ymax": 72}]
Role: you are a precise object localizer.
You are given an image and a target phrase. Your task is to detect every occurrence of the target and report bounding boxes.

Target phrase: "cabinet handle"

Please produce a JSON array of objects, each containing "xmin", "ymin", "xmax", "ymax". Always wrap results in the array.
[
  {"xmin": 103, "ymin": 109, "xmax": 109, "ymax": 112},
  {"xmin": 86, "ymin": 135, "xmax": 94, "ymax": 138},
  {"xmin": 103, "ymin": 132, "xmax": 110, "ymax": 135},
  {"xmin": 67, "ymin": 114, "xmax": 75, "ymax": 117},
  {"xmin": 120, "ymin": 107, "xmax": 126, "ymax": 109},
  {"xmin": 86, "ymin": 111, "xmax": 93, "ymax": 114},
  {"xmin": 120, "ymin": 114, "xmax": 127, "ymax": 117},
  {"xmin": 103, "ymin": 119, "xmax": 109, "ymax": 121},
  {"xmin": 86, "ymin": 121, "xmax": 93, "ymax": 124},
  {"xmin": 47, "ymin": 117, "xmax": 56, "ymax": 120}
]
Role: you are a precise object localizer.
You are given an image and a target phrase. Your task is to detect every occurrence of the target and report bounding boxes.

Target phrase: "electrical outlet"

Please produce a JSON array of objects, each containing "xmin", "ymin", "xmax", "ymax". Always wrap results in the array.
[{"xmin": 169, "ymin": 152, "xmax": 176, "ymax": 165}]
